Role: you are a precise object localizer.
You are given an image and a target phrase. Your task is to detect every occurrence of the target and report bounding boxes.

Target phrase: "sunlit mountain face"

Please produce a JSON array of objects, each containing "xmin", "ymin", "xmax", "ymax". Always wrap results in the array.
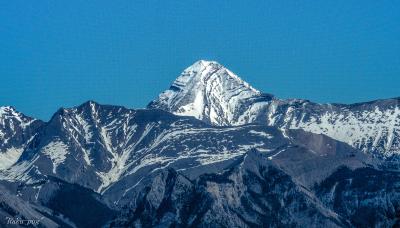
[{"xmin": 1, "ymin": 61, "xmax": 399, "ymax": 227}]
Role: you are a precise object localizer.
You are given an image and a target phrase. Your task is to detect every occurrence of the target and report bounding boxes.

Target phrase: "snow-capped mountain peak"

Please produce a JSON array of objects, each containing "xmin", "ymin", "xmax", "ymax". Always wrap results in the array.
[
  {"xmin": 0, "ymin": 106, "xmax": 42, "ymax": 170},
  {"xmin": 0, "ymin": 106, "xmax": 18, "ymax": 118},
  {"xmin": 182, "ymin": 60, "xmax": 259, "ymax": 93},
  {"xmin": 148, "ymin": 60, "xmax": 264, "ymax": 125}
]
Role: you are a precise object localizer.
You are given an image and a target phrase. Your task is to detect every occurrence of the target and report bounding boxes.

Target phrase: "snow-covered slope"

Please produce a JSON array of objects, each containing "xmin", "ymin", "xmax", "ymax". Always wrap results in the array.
[
  {"xmin": 0, "ymin": 102, "xmax": 291, "ymax": 193},
  {"xmin": 2, "ymin": 101, "xmax": 149, "ymax": 190},
  {"xmin": 149, "ymin": 60, "xmax": 400, "ymax": 157},
  {"xmin": 1, "ymin": 102, "xmax": 368, "ymax": 197},
  {"xmin": 0, "ymin": 106, "xmax": 42, "ymax": 170},
  {"xmin": 148, "ymin": 60, "xmax": 273, "ymax": 125},
  {"xmin": 267, "ymin": 98, "xmax": 400, "ymax": 157}
]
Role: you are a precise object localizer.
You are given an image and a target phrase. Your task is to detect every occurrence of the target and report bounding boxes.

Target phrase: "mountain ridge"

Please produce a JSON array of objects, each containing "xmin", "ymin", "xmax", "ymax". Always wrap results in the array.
[{"xmin": 149, "ymin": 60, "xmax": 400, "ymax": 157}]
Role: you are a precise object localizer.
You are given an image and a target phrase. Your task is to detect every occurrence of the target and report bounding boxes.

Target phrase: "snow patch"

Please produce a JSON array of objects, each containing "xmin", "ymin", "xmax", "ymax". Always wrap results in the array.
[
  {"xmin": 248, "ymin": 130, "xmax": 273, "ymax": 139},
  {"xmin": 0, "ymin": 147, "xmax": 24, "ymax": 170},
  {"xmin": 41, "ymin": 141, "xmax": 69, "ymax": 174}
]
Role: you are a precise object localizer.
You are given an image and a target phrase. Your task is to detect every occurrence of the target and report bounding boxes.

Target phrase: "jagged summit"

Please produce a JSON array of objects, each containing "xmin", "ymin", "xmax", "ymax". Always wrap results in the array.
[
  {"xmin": 79, "ymin": 100, "xmax": 99, "ymax": 107},
  {"xmin": 59, "ymin": 100, "xmax": 100, "ymax": 112},
  {"xmin": 51, "ymin": 100, "xmax": 122, "ymax": 120},
  {"xmin": 0, "ymin": 105, "xmax": 38, "ymax": 125},
  {"xmin": 0, "ymin": 106, "xmax": 42, "ymax": 170},
  {"xmin": 148, "ymin": 60, "xmax": 263, "ymax": 125},
  {"xmin": 0, "ymin": 106, "xmax": 17, "ymax": 116},
  {"xmin": 171, "ymin": 60, "xmax": 260, "ymax": 94}
]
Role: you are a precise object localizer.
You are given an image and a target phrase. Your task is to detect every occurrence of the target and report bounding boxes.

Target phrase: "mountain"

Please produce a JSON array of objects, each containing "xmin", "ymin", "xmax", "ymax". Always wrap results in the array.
[
  {"xmin": 0, "ymin": 106, "xmax": 43, "ymax": 170},
  {"xmin": 314, "ymin": 166, "xmax": 400, "ymax": 227},
  {"xmin": 112, "ymin": 150, "xmax": 400, "ymax": 227},
  {"xmin": 148, "ymin": 60, "xmax": 268, "ymax": 125},
  {"xmin": 111, "ymin": 151, "xmax": 348, "ymax": 227},
  {"xmin": 0, "ymin": 102, "xmax": 292, "ymax": 193},
  {"xmin": 0, "ymin": 60, "xmax": 399, "ymax": 227},
  {"xmin": 2, "ymin": 101, "xmax": 369, "ymax": 195},
  {"xmin": 1, "ymin": 101, "xmax": 395, "ymax": 227},
  {"xmin": 149, "ymin": 60, "xmax": 400, "ymax": 158}
]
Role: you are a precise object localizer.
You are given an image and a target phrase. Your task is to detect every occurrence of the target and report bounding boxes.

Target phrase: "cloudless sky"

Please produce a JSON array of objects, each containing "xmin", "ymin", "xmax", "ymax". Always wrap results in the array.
[{"xmin": 1, "ymin": 1, "xmax": 399, "ymax": 120}]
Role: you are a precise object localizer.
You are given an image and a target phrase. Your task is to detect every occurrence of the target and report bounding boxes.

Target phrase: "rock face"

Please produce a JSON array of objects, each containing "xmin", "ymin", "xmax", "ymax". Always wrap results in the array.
[
  {"xmin": 109, "ymin": 151, "xmax": 400, "ymax": 228},
  {"xmin": 112, "ymin": 152, "xmax": 347, "ymax": 228},
  {"xmin": 0, "ymin": 60, "xmax": 399, "ymax": 227},
  {"xmin": 315, "ymin": 166, "xmax": 400, "ymax": 227},
  {"xmin": 149, "ymin": 60, "xmax": 400, "ymax": 157}
]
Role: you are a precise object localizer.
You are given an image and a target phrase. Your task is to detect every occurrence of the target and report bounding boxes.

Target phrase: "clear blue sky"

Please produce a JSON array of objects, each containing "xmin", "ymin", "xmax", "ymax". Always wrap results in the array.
[{"xmin": 1, "ymin": 1, "xmax": 399, "ymax": 120}]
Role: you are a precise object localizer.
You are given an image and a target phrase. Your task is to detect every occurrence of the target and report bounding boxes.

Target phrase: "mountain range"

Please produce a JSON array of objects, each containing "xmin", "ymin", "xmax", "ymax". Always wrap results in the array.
[{"xmin": 0, "ymin": 60, "xmax": 399, "ymax": 227}]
